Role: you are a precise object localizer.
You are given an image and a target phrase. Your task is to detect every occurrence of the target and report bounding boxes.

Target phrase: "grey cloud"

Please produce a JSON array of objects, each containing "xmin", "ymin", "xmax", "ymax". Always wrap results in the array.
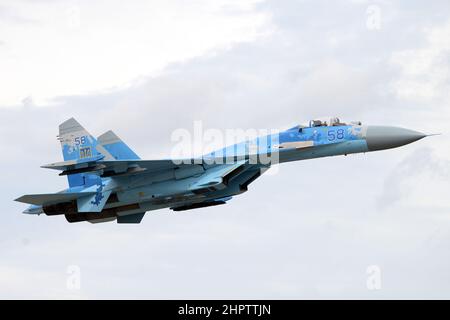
[
  {"xmin": 1, "ymin": 0, "xmax": 450, "ymax": 299},
  {"xmin": 377, "ymin": 146, "xmax": 450, "ymax": 209}
]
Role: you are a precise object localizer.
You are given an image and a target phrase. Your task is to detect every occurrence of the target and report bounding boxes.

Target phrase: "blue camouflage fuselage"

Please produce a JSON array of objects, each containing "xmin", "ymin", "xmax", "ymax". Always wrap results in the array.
[
  {"xmin": 206, "ymin": 124, "xmax": 368, "ymax": 164},
  {"xmin": 19, "ymin": 118, "xmax": 427, "ymax": 224},
  {"xmin": 49, "ymin": 124, "xmax": 371, "ymax": 215}
]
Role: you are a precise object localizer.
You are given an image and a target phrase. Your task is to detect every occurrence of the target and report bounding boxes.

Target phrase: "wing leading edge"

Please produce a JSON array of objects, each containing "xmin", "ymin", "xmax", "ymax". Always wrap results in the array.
[{"xmin": 15, "ymin": 192, "xmax": 96, "ymax": 206}]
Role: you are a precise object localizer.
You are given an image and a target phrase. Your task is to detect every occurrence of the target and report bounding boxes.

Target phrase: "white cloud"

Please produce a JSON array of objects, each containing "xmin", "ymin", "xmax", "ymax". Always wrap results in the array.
[
  {"xmin": 377, "ymin": 147, "xmax": 450, "ymax": 210},
  {"xmin": 0, "ymin": 0, "xmax": 272, "ymax": 107},
  {"xmin": 390, "ymin": 21, "xmax": 450, "ymax": 102}
]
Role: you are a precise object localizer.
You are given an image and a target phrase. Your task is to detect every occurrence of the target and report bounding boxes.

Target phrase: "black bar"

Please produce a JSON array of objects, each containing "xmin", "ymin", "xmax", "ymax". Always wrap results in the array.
[{"xmin": 0, "ymin": 300, "xmax": 448, "ymax": 319}]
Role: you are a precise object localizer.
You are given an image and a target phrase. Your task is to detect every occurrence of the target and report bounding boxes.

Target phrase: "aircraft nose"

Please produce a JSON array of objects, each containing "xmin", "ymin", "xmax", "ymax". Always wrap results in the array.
[{"xmin": 365, "ymin": 126, "xmax": 426, "ymax": 151}]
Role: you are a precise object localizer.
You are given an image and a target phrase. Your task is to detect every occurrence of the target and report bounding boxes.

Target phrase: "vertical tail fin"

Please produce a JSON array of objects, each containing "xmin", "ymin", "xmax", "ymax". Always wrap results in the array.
[
  {"xmin": 58, "ymin": 118, "xmax": 100, "ymax": 162},
  {"xmin": 97, "ymin": 130, "xmax": 141, "ymax": 160},
  {"xmin": 58, "ymin": 118, "xmax": 113, "ymax": 188}
]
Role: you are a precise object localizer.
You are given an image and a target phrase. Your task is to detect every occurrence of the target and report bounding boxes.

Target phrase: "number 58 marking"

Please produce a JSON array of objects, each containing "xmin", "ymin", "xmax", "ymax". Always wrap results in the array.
[
  {"xmin": 328, "ymin": 129, "xmax": 344, "ymax": 141},
  {"xmin": 74, "ymin": 136, "xmax": 87, "ymax": 145}
]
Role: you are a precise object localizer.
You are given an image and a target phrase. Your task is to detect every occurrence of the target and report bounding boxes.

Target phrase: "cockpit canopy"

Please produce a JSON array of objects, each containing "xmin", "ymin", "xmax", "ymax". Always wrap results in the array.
[{"xmin": 308, "ymin": 117, "xmax": 362, "ymax": 127}]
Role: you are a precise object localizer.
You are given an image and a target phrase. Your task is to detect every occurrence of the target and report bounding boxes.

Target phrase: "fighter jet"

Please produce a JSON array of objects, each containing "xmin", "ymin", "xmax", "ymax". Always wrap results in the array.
[{"xmin": 16, "ymin": 117, "xmax": 430, "ymax": 223}]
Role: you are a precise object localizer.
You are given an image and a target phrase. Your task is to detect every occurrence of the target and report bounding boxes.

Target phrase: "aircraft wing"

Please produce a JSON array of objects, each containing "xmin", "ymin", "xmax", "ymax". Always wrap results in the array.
[
  {"xmin": 41, "ymin": 158, "xmax": 202, "ymax": 176},
  {"xmin": 169, "ymin": 161, "xmax": 267, "ymax": 211},
  {"xmin": 15, "ymin": 192, "xmax": 96, "ymax": 206},
  {"xmin": 188, "ymin": 160, "xmax": 247, "ymax": 191}
]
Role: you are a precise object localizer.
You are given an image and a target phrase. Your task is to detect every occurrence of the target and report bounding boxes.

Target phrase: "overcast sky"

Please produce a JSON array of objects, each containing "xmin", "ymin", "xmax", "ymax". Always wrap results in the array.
[{"xmin": 1, "ymin": 0, "xmax": 450, "ymax": 299}]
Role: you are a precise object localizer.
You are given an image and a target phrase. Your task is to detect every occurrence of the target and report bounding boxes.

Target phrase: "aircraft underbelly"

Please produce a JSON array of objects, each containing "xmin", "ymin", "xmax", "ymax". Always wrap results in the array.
[{"xmin": 103, "ymin": 163, "xmax": 262, "ymax": 212}]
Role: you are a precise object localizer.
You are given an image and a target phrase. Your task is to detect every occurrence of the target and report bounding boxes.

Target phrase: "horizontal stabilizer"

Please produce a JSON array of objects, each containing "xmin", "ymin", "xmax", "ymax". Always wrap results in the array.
[
  {"xmin": 41, "ymin": 155, "xmax": 104, "ymax": 171},
  {"xmin": 15, "ymin": 192, "xmax": 96, "ymax": 206}
]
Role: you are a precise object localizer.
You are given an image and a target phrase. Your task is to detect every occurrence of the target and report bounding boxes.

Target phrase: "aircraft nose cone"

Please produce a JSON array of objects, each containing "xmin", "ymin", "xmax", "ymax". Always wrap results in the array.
[{"xmin": 366, "ymin": 126, "xmax": 426, "ymax": 151}]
